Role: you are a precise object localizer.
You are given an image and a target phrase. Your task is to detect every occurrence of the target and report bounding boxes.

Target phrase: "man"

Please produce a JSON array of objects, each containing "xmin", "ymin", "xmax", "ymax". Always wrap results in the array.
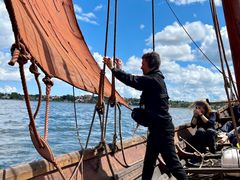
[{"xmin": 103, "ymin": 52, "xmax": 187, "ymax": 180}]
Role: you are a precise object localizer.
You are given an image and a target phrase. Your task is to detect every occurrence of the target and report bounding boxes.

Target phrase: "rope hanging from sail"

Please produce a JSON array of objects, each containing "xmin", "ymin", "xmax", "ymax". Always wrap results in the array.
[
  {"xmin": 42, "ymin": 76, "xmax": 53, "ymax": 141},
  {"xmin": 9, "ymin": 41, "xmax": 66, "ymax": 179},
  {"xmin": 209, "ymin": 0, "xmax": 240, "ymax": 147},
  {"xmin": 29, "ymin": 61, "xmax": 42, "ymax": 119}
]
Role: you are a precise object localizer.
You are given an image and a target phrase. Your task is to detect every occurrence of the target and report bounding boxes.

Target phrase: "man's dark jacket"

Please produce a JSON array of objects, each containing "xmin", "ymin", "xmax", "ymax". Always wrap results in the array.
[{"xmin": 112, "ymin": 68, "xmax": 174, "ymax": 133}]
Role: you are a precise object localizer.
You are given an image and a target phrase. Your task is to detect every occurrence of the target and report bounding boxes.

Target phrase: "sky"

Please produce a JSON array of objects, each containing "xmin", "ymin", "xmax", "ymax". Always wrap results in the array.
[{"xmin": 0, "ymin": 0, "xmax": 233, "ymax": 102}]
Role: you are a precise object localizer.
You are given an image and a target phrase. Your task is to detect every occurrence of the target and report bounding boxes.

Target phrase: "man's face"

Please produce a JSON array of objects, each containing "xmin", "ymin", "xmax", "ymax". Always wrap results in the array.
[{"xmin": 141, "ymin": 58, "xmax": 151, "ymax": 75}]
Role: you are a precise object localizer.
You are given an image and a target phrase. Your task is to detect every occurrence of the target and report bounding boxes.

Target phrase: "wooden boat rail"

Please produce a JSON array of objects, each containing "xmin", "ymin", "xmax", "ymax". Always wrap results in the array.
[{"xmin": 0, "ymin": 136, "xmax": 146, "ymax": 180}]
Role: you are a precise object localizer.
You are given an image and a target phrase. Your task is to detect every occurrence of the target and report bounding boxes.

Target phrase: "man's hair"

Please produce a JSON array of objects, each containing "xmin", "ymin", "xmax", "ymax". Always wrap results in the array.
[{"xmin": 142, "ymin": 51, "xmax": 161, "ymax": 69}]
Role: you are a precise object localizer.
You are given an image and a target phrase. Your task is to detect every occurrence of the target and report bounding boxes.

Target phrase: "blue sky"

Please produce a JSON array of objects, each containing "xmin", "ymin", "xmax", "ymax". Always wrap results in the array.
[{"xmin": 0, "ymin": 0, "xmax": 232, "ymax": 101}]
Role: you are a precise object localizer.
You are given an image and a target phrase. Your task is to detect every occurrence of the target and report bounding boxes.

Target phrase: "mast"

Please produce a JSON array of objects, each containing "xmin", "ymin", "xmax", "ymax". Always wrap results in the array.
[{"xmin": 222, "ymin": 0, "xmax": 240, "ymax": 97}]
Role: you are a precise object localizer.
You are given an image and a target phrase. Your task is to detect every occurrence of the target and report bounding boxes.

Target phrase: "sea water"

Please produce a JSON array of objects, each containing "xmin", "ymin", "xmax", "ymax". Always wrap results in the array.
[{"xmin": 0, "ymin": 100, "xmax": 192, "ymax": 169}]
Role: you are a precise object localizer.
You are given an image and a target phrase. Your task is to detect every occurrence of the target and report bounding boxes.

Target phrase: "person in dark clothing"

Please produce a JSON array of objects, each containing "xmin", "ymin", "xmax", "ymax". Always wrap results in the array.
[
  {"xmin": 219, "ymin": 126, "xmax": 240, "ymax": 147},
  {"xmin": 220, "ymin": 103, "xmax": 240, "ymax": 133},
  {"xmin": 190, "ymin": 101, "xmax": 217, "ymax": 154},
  {"xmin": 103, "ymin": 52, "xmax": 187, "ymax": 180}
]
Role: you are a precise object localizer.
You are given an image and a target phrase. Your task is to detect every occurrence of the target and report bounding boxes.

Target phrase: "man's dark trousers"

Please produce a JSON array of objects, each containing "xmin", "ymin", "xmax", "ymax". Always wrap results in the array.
[{"xmin": 142, "ymin": 131, "xmax": 188, "ymax": 180}]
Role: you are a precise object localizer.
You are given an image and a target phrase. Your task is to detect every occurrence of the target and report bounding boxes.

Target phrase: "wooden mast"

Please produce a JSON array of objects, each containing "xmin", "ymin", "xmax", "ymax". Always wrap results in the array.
[{"xmin": 222, "ymin": 0, "xmax": 240, "ymax": 97}]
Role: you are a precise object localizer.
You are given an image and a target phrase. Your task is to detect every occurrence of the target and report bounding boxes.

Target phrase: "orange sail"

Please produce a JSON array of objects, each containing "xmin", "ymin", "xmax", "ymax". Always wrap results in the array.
[{"xmin": 5, "ymin": 0, "xmax": 127, "ymax": 107}]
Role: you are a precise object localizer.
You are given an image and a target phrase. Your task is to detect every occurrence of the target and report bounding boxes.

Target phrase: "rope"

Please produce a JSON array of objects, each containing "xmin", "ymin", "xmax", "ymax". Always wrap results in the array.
[
  {"xmin": 209, "ymin": 0, "xmax": 240, "ymax": 147},
  {"xmin": 14, "ymin": 43, "xmax": 66, "ymax": 179},
  {"xmin": 70, "ymin": 107, "xmax": 98, "ymax": 180},
  {"xmin": 70, "ymin": 87, "xmax": 84, "ymax": 180},
  {"xmin": 152, "ymin": 0, "xmax": 155, "ymax": 51},
  {"xmin": 8, "ymin": 48, "xmax": 20, "ymax": 66},
  {"xmin": 109, "ymin": 0, "xmax": 118, "ymax": 104},
  {"xmin": 72, "ymin": 86, "xmax": 83, "ymax": 149},
  {"xmin": 96, "ymin": 0, "xmax": 111, "ymax": 111},
  {"xmin": 96, "ymin": 70, "xmax": 105, "ymax": 113},
  {"xmin": 209, "ymin": 0, "xmax": 238, "ymax": 99},
  {"xmin": 42, "ymin": 76, "xmax": 53, "ymax": 141},
  {"xmin": 29, "ymin": 61, "xmax": 42, "ymax": 119},
  {"xmin": 104, "ymin": 101, "xmax": 110, "ymax": 139},
  {"xmin": 101, "ymin": 140, "xmax": 117, "ymax": 179},
  {"xmin": 165, "ymin": 0, "xmax": 223, "ymax": 74},
  {"xmin": 53, "ymin": 162, "xmax": 66, "ymax": 180},
  {"xmin": 103, "ymin": 0, "xmax": 111, "ymax": 71},
  {"xmin": 18, "ymin": 55, "xmax": 43, "ymax": 148},
  {"xmin": 178, "ymin": 136, "xmax": 205, "ymax": 168},
  {"xmin": 117, "ymin": 103, "xmax": 135, "ymax": 167},
  {"xmin": 112, "ymin": 103, "xmax": 118, "ymax": 152},
  {"xmin": 98, "ymin": 0, "xmax": 111, "ymax": 106},
  {"xmin": 72, "ymin": 0, "xmax": 117, "ymax": 178}
]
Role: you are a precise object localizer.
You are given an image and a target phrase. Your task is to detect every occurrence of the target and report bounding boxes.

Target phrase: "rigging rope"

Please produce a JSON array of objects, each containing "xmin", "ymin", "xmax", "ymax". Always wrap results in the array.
[
  {"xmin": 152, "ymin": 0, "xmax": 155, "ymax": 51},
  {"xmin": 131, "ymin": 0, "xmax": 157, "ymax": 138},
  {"xmin": 97, "ymin": 0, "xmax": 111, "ymax": 110},
  {"xmin": 209, "ymin": 0, "xmax": 238, "ymax": 99},
  {"xmin": 165, "ymin": 0, "xmax": 223, "ymax": 74},
  {"xmin": 42, "ymin": 76, "xmax": 53, "ymax": 141},
  {"xmin": 209, "ymin": 0, "xmax": 240, "ymax": 147},
  {"xmin": 29, "ymin": 61, "xmax": 42, "ymax": 119},
  {"xmin": 72, "ymin": 0, "xmax": 117, "ymax": 178},
  {"xmin": 72, "ymin": 87, "xmax": 83, "ymax": 149},
  {"xmin": 15, "ymin": 46, "xmax": 66, "ymax": 179},
  {"xmin": 109, "ymin": 0, "xmax": 118, "ymax": 105}
]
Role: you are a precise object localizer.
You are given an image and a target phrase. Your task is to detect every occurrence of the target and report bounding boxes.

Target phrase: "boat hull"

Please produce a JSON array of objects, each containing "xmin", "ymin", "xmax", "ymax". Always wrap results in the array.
[{"xmin": 0, "ymin": 136, "xmax": 146, "ymax": 180}]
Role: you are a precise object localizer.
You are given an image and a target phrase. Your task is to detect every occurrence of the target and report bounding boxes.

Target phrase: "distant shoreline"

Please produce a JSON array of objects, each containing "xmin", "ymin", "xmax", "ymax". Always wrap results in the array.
[{"xmin": 0, "ymin": 92, "xmax": 192, "ymax": 108}]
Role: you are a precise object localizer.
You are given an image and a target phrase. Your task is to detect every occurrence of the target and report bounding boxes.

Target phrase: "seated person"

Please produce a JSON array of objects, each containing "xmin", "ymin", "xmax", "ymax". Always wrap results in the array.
[
  {"xmin": 219, "ymin": 126, "xmax": 240, "ymax": 147},
  {"xmin": 190, "ymin": 100, "xmax": 217, "ymax": 153},
  {"xmin": 220, "ymin": 121, "xmax": 234, "ymax": 133},
  {"xmin": 220, "ymin": 103, "xmax": 240, "ymax": 132}
]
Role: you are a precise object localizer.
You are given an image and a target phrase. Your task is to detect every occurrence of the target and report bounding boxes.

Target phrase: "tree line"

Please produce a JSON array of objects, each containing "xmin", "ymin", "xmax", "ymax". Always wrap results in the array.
[{"xmin": 0, "ymin": 92, "xmax": 192, "ymax": 108}]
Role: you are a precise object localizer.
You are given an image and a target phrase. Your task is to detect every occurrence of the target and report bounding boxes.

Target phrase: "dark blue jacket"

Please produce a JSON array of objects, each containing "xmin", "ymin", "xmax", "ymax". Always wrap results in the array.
[
  {"xmin": 112, "ymin": 68, "xmax": 174, "ymax": 133},
  {"xmin": 191, "ymin": 112, "xmax": 216, "ymax": 130}
]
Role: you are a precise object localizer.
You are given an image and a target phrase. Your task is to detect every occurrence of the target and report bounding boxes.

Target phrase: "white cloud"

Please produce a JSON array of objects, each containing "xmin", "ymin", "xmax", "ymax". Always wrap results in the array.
[
  {"xmin": 142, "ymin": 20, "xmax": 230, "ymax": 101},
  {"xmin": 170, "ymin": 0, "xmax": 206, "ymax": 5},
  {"xmin": 74, "ymin": 4, "xmax": 83, "ymax": 14},
  {"xmin": 0, "ymin": 50, "xmax": 33, "ymax": 81},
  {"xmin": 169, "ymin": 0, "xmax": 222, "ymax": 6},
  {"xmin": 93, "ymin": 45, "xmax": 227, "ymax": 101},
  {"xmin": 0, "ymin": 1, "xmax": 14, "ymax": 49},
  {"xmin": 82, "ymin": 12, "xmax": 96, "ymax": 19},
  {"xmin": 124, "ymin": 56, "xmax": 142, "ymax": 74},
  {"xmin": 156, "ymin": 57, "xmax": 226, "ymax": 101},
  {"xmin": 94, "ymin": 4, "xmax": 103, "ymax": 11},
  {"xmin": 197, "ymin": 26, "xmax": 231, "ymax": 64},
  {"xmin": 140, "ymin": 24, "xmax": 145, "ymax": 30},
  {"xmin": 146, "ymin": 21, "xmax": 230, "ymax": 64},
  {"xmin": 74, "ymin": 4, "xmax": 98, "ymax": 25},
  {"xmin": 0, "ymin": 1, "xmax": 228, "ymax": 101},
  {"xmin": 93, "ymin": 52, "xmax": 142, "ymax": 98},
  {"xmin": 0, "ymin": 85, "xmax": 17, "ymax": 93},
  {"xmin": 147, "ymin": 21, "xmax": 209, "ymax": 47},
  {"xmin": 0, "ymin": 51, "xmax": 19, "ymax": 81}
]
